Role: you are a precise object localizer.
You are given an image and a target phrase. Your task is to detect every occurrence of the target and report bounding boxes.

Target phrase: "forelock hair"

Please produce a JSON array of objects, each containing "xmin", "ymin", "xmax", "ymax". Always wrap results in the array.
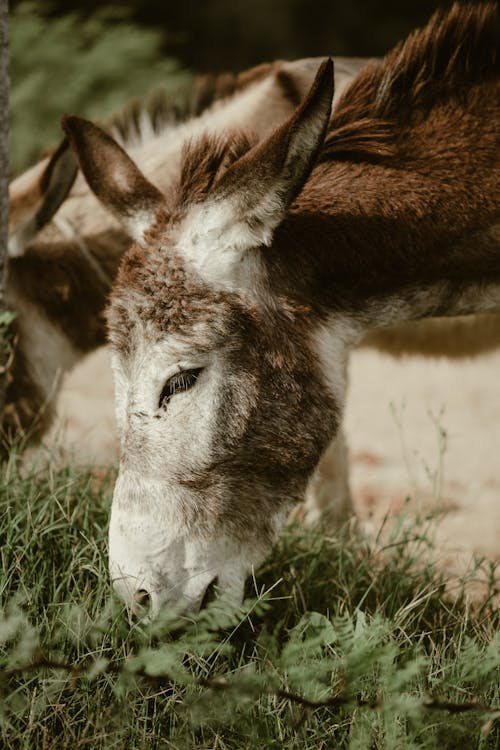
[{"xmin": 177, "ymin": 131, "xmax": 255, "ymax": 206}]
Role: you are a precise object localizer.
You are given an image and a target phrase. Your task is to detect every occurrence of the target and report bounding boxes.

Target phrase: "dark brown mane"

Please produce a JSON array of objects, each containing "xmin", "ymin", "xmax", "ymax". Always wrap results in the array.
[
  {"xmin": 322, "ymin": 3, "xmax": 499, "ymax": 162},
  {"xmin": 178, "ymin": 131, "xmax": 254, "ymax": 205}
]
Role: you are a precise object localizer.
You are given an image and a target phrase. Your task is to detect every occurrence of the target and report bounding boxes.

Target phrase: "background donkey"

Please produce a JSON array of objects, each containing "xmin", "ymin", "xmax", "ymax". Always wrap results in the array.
[{"xmin": 64, "ymin": 4, "xmax": 499, "ymax": 615}]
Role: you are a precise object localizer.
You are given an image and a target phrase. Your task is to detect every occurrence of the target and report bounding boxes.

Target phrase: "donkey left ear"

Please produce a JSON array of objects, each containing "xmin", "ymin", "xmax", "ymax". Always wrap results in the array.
[
  {"xmin": 62, "ymin": 115, "xmax": 165, "ymax": 243},
  {"xmin": 212, "ymin": 58, "xmax": 333, "ymax": 246},
  {"xmin": 8, "ymin": 139, "xmax": 78, "ymax": 257}
]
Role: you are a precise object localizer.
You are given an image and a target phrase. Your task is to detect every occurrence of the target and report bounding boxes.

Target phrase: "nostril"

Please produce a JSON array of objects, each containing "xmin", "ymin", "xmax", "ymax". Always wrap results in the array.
[
  {"xmin": 133, "ymin": 588, "xmax": 151, "ymax": 610},
  {"xmin": 200, "ymin": 577, "xmax": 219, "ymax": 610}
]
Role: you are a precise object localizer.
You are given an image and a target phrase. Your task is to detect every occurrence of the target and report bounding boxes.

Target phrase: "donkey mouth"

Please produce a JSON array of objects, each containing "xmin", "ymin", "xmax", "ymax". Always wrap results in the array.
[
  {"xmin": 132, "ymin": 588, "xmax": 151, "ymax": 616},
  {"xmin": 126, "ymin": 576, "xmax": 221, "ymax": 624}
]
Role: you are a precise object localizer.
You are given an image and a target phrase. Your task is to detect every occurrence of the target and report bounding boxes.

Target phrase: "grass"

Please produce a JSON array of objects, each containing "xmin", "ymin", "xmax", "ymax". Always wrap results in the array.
[{"xmin": 0, "ymin": 454, "xmax": 499, "ymax": 749}]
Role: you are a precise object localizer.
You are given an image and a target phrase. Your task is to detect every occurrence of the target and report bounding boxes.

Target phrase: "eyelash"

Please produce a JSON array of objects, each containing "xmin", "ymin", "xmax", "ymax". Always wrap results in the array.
[{"xmin": 158, "ymin": 368, "xmax": 203, "ymax": 409}]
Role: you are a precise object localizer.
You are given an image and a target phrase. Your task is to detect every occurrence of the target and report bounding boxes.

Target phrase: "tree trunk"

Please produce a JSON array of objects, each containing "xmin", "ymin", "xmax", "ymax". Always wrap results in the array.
[{"xmin": 0, "ymin": 0, "xmax": 8, "ymax": 422}]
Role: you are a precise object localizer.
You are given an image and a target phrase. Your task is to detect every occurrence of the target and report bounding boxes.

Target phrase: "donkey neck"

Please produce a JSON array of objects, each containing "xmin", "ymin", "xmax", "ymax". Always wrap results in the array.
[{"xmin": 272, "ymin": 91, "xmax": 500, "ymax": 335}]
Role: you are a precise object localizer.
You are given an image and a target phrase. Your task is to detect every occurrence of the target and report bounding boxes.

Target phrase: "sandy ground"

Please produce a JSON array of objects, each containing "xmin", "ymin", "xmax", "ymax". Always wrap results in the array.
[
  {"xmin": 35, "ymin": 346, "xmax": 500, "ymax": 581},
  {"xmin": 345, "ymin": 349, "xmax": 500, "ymax": 583}
]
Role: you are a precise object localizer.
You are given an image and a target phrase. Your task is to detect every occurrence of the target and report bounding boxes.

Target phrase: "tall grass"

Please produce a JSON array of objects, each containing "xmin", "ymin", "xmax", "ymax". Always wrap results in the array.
[{"xmin": 0, "ymin": 455, "xmax": 498, "ymax": 748}]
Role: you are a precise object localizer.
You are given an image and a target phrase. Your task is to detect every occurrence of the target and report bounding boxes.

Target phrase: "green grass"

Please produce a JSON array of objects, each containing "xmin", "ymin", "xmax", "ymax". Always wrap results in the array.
[{"xmin": 0, "ymin": 455, "xmax": 499, "ymax": 749}]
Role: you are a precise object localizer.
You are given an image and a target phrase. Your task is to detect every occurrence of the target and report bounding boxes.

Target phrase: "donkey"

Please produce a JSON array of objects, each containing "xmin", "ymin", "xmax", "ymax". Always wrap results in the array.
[
  {"xmin": 63, "ymin": 3, "xmax": 499, "ymax": 615},
  {"xmin": 5, "ymin": 57, "xmax": 365, "ymax": 447},
  {"xmin": 7, "ymin": 53, "xmax": 497, "ymax": 512}
]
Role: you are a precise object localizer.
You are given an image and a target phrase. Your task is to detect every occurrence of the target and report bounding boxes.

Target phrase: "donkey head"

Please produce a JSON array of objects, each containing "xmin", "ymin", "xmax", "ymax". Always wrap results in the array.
[{"xmin": 64, "ymin": 60, "xmax": 342, "ymax": 617}]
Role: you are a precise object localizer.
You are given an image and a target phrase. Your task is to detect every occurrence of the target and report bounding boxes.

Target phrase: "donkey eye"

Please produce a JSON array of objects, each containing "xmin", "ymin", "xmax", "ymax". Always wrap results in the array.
[{"xmin": 159, "ymin": 368, "xmax": 203, "ymax": 409}]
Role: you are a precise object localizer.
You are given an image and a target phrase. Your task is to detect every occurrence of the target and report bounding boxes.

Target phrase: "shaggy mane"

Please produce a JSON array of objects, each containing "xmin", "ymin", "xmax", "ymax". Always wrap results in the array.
[
  {"xmin": 322, "ymin": 3, "xmax": 499, "ymax": 162},
  {"xmin": 178, "ymin": 131, "xmax": 255, "ymax": 205},
  {"xmin": 107, "ymin": 64, "xmax": 277, "ymax": 149}
]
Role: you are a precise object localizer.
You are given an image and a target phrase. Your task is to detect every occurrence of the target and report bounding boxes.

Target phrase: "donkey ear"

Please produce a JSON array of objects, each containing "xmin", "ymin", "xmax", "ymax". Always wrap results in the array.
[
  {"xmin": 62, "ymin": 115, "xmax": 164, "ymax": 243},
  {"xmin": 8, "ymin": 139, "xmax": 78, "ymax": 257},
  {"xmin": 213, "ymin": 58, "xmax": 333, "ymax": 246}
]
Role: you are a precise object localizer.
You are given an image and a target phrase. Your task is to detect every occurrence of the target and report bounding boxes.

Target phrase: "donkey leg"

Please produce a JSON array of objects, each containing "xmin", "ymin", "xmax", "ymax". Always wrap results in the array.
[{"xmin": 302, "ymin": 427, "xmax": 354, "ymax": 526}]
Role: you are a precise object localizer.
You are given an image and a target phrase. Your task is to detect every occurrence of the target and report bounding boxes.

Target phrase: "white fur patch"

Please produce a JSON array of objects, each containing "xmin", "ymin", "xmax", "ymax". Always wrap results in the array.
[
  {"xmin": 128, "ymin": 209, "xmax": 158, "ymax": 245},
  {"xmin": 8, "ymin": 222, "xmax": 36, "ymax": 258},
  {"xmin": 311, "ymin": 315, "xmax": 361, "ymax": 405},
  {"xmin": 174, "ymin": 198, "xmax": 270, "ymax": 292},
  {"xmin": 109, "ymin": 467, "xmax": 273, "ymax": 617},
  {"xmin": 111, "ymin": 335, "xmax": 216, "ymax": 467}
]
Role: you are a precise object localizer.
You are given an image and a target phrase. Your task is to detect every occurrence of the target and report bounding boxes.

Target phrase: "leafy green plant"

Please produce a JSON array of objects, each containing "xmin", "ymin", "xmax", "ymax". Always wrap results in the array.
[
  {"xmin": 0, "ymin": 456, "xmax": 498, "ymax": 748},
  {"xmin": 10, "ymin": 3, "xmax": 193, "ymax": 174}
]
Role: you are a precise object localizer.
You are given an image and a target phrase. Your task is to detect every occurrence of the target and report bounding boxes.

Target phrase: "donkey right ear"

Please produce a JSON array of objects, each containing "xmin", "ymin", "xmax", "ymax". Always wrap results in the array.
[{"xmin": 62, "ymin": 115, "xmax": 165, "ymax": 243}]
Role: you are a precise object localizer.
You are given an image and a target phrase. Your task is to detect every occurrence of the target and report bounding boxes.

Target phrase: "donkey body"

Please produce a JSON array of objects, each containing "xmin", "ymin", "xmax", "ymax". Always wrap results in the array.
[{"xmin": 65, "ymin": 4, "xmax": 499, "ymax": 615}]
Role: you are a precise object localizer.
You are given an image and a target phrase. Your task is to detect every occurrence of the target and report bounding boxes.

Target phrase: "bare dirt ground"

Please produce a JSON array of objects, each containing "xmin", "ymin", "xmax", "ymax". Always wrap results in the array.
[
  {"xmin": 35, "ymin": 345, "xmax": 500, "ymax": 581},
  {"xmin": 345, "ymin": 349, "xmax": 500, "ymax": 585}
]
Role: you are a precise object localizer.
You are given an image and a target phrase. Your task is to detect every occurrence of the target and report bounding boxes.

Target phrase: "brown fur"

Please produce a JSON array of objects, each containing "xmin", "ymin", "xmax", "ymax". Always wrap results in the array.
[
  {"xmin": 167, "ymin": 4, "xmax": 498, "ymax": 314},
  {"xmin": 179, "ymin": 132, "xmax": 255, "ymax": 205},
  {"xmin": 268, "ymin": 5, "xmax": 499, "ymax": 313},
  {"xmin": 276, "ymin": 69, "xmax": 304, "ymax": 108},
  {"xmin": 3, "ymin": 230, "xmax": 128, "ymax": 443},
  {"xmin": 62, "ymin": 115, "xmax": 165, "ymax": 225},
  {"xmin": 10, "ymin": 231, "xmax": 127, "ymax": 352},
  {"xmin": 323, "ymin": 2, "xmax": 499, "ymax": 160},
  {"xmin": 107, "ymin": 240, "xmax": 232, "ymax": 357},
  {"xmin": 192, "ymin": 62, "xmax": 281, "ymax": 115},
  {"xmin": 13, "ymin": 28, "xmax": 498, "ymax": 463}
]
